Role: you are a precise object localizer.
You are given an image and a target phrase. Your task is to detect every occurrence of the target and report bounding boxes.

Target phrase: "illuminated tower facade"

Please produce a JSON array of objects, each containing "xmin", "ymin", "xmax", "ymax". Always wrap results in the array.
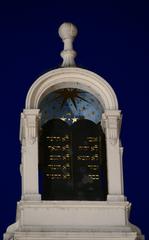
[{"xmin": 4, "ymin": 23, "xmax": 144, "ymax": 240}]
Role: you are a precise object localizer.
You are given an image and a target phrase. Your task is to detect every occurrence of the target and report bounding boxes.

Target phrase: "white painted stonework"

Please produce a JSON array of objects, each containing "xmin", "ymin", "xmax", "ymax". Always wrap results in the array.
[
  {"xmin": 58, "ymin": 22, "xmax": 78, "ymax": 67},
  {"xmin": 3, "ymin": 23, "xmax": 144, "ymax": 240}
]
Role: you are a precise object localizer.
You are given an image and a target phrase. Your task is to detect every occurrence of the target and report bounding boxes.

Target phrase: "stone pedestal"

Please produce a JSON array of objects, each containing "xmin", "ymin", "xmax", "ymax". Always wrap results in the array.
[{"xmin": 4, "ymin": 201, "xmax": 144, "ymax": 240}]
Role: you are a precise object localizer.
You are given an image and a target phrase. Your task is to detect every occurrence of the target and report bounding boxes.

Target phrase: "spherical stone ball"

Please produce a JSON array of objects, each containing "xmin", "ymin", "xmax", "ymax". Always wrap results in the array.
[{"xmin": 58, "ymin": 22, "xmax": 78, "ymax": 40}]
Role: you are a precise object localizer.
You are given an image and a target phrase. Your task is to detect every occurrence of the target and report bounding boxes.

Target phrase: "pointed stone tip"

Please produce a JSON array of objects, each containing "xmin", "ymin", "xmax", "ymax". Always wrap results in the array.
[{"xmin": 58, "ymin": 22, "xmax": 78, "ymax": 40}]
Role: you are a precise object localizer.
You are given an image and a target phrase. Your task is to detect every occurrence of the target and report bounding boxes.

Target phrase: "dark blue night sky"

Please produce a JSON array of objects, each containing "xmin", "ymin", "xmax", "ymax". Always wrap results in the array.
[{"xmin": 0, "ymin": 1, "xmax": 148, "ymax": 238}]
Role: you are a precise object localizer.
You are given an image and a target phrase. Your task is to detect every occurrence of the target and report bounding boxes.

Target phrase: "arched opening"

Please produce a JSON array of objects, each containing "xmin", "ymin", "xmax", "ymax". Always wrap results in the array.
[
  {"xmin": 38, "ymin": 88, "xmax": 107, "ymax": 200},
  {"xmin": 39, "ymin": 119, "xmax": 107, "ymax": 200},
  {"xmin": 23, "ymin": 68, "xmax": 120, "ymax": 201}
]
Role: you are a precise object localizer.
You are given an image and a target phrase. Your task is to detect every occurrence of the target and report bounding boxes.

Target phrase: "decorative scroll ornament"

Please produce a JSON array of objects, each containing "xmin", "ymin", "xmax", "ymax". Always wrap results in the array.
[
  {"xmin": 20, "ymin": 111, "xmax": 40, "ymax": 145},
  {"xmin": 102, "ymin": 111, "xmax": 121, "ymax": 145},
  {"xmin": 108, "ymin": 117, "xmax": 118, "ymax": 145},
  {"xmin": 20, "ymin": 113, "xmax": 25, "ymax": 143},
  {"xmin": 108, "ymin": 129, "xmax": 118, "ymax": 145},
  {"xmin": 26, "ymin": 116, "xmax": 38, "ymax": 144},
  {"xmin": 58, "ymin": 22, "xmax": 78, "ymax": 67}
]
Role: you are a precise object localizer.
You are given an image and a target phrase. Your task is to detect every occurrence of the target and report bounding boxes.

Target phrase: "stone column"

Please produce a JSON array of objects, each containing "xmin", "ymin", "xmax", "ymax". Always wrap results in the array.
[
  {"xmin": 102, "ymin": 110, "xmax": 125, "ymax": 201},
  {"xmin": 20, "ymin": 109, "xmax": 41, "ymax": 201}
]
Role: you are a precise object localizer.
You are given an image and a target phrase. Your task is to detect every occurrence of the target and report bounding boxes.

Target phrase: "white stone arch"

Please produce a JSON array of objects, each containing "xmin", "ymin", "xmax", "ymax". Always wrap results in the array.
[
  {"xmin": 21, "ymin": 67, "xmax": 124, "ymax": 202},
  {"xmin": 25, "ymin": 67, "xmax": 118, "ymax": 111}
]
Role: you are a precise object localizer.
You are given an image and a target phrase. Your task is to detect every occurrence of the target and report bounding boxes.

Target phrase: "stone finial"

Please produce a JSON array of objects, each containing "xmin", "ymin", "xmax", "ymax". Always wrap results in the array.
[{"xmin": 58, "ymin": 22, "xmax": 78, "ymax": 67}]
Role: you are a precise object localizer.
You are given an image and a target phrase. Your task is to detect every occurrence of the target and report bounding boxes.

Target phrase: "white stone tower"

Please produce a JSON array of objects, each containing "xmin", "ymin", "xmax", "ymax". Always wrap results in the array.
[{"xmin": 4, "ymin": 23, "xmax": 144, "ymax": 240}]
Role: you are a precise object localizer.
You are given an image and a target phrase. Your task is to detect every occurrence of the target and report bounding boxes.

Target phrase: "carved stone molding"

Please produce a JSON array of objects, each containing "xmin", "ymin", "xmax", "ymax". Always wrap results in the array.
[
  {"xmin": 102, "ymin": 110, "xmax": 121, "ymax": 145},
  {"xmin": 20, "ymin": 109, "xmax": 40, "ymax": 145},
  {"xmin": 25, "ymin": 68, "xmax": 118, "ymax": 111}
]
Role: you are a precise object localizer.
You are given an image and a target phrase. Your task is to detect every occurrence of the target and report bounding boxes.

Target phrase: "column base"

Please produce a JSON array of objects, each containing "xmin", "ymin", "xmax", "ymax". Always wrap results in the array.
[
  {"xmin": 4, "ymin": 226, "xmax": 144, "ymax": 240},
  {"xmin": 107, "ymin": 194, "xmax": 126, "ymax": 201},
  {"xmin": 21, "ymin": 194, "xmax": 41, "ymax": 201},
  {"xmin": 3, "ymin": 200, "xmax": 144, "ymax": 240}
]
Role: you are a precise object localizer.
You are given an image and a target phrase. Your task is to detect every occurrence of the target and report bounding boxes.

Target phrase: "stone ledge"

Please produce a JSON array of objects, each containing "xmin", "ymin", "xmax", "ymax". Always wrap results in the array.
[{"xmin": 13, "ymin": 230, "xmax": 144, "ymax": 240}]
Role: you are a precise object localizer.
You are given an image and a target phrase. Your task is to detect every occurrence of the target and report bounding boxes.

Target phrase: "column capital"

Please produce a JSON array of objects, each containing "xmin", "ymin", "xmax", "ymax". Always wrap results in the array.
[
  {"xmin": 20, "ymin": 109, "xmax": 41, "ymax": 144},
  {"xmin": 101, "ymin": 110, "xmax": 122, "ymax": 145},
  {"xmin": 102, "ymin": 110, "xmax": 121, "ymax": 119},
  {"xmin": 23, "ymin": 109, "xmax": 40, "ymax": 116}
]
